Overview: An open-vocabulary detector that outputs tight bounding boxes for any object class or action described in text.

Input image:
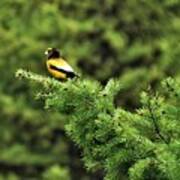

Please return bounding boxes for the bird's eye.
[45,50,49,55]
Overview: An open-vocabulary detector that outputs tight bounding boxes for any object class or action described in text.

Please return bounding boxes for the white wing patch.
[55,64,74,73]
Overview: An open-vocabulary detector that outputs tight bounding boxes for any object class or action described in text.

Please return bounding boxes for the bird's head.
[45,47,61,59]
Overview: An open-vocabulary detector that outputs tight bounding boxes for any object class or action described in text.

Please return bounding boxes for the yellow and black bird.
[45,47,78,80]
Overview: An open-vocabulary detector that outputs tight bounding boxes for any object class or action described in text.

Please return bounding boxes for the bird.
[45,47,78,80]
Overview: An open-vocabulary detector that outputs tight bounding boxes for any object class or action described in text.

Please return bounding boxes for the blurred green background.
[0,0,179,179]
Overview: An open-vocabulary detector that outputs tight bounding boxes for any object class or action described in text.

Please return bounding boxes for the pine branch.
[16,69,180,180]
[146,98,168,144]
[15,69,61,88]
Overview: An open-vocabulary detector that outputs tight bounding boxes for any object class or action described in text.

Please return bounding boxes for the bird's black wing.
[49,65,77,78]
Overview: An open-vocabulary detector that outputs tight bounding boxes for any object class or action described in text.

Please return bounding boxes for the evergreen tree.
[16,69,180,180]
[0,0,179,179]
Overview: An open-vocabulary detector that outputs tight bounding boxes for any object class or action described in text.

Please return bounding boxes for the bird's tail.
[67,72,80,79]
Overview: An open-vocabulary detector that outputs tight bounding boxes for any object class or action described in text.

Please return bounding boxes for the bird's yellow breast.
[46,58,69,80]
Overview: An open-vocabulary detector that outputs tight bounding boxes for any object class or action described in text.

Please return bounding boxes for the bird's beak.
[44,51,48,55]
